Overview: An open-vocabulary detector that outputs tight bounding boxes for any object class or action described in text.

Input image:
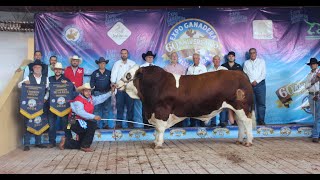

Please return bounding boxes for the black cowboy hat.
[95,57,109,64]
[142,51,156,61]
[30,60,45,69]
[306,57,319,65]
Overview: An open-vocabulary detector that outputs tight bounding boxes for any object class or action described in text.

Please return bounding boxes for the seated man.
[59,83,116,152]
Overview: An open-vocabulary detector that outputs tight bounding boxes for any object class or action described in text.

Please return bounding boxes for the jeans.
[116,91,134,128]
[48,111,69,145]
[253,80,266,123]
[308,95,320,138]
[93,91,114,128]
[133,100,144,128]
[23,117,42,146]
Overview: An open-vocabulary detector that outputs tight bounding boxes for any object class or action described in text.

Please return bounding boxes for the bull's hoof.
[244,142,252,147]
[154,145,163,149]
[235,141,242,145]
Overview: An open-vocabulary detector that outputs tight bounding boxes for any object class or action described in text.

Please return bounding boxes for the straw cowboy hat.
[69,55,83,64]
[76,83,95,92]
[142,51,156,61]
[53,62,64,69]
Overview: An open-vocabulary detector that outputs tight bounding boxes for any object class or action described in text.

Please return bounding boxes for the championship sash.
[26,114,49,135]
[49,82,73,117]
[20,84,46,119]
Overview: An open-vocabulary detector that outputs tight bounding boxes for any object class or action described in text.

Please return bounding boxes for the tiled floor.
[0,137,319,174]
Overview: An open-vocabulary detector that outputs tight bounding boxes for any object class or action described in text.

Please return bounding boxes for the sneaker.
[258,120,265,125]
[35,144,47,148]
[23,146,30,151]
[312,138,319,143]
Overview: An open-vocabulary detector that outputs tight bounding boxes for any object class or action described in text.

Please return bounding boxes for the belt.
[309,91,319,95]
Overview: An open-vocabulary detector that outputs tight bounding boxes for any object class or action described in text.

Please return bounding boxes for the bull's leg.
[243,118,253,147]
[236,119,245,145]
[155,124,166,148]
[233,109,254,147]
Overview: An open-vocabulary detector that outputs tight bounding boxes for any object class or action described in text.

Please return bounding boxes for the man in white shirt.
[140,51,156,67]
[305,58,320,143]
[186,53,207,127]
[18,60,49,151]
[243,48,266,125]
[111,49,136,129]
[186,53,207,75]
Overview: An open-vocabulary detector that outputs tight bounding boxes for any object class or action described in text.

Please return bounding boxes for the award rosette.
[49,82,73,117]
[20,84,46,119]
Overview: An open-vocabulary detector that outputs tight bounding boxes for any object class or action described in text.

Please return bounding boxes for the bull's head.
[116,64,140,99]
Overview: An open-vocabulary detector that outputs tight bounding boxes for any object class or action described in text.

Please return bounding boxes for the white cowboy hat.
[69,55,83,64]
[53,62,64,69]
[76,83,95,92]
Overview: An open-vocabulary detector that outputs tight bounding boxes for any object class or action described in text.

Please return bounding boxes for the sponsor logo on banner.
[196,128,207,138]
[163,18,222,66]
[112,130,123,140]
[167,11,185,27]
[107,22,131,45]
[229,11,248,25]
[63,25,82,42]
[253,20,273,39]
[280,126,292,136]
[257,127,274,136]
[213,128,230,137]
[169,128,186,137]
[305,20,320,40]
[275,81,307,108]
[129,129,147,139]
[297,127,312,136]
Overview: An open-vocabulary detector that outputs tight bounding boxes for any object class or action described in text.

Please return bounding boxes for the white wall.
[0,31,33,94]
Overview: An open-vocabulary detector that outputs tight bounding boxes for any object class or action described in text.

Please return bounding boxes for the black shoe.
[23,146,30,151]
[258,121,265,125]
[35,144,47,148]
[312,138,319,143]
[218,122,227,128]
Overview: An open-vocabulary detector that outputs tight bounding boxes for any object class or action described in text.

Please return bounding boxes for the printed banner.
[26,114,49,135]
[49,82,73,117]
[35,8,320,124]
[20,84,45,119]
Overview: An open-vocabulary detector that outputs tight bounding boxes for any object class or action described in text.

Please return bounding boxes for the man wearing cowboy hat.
[305,57,320,143]
[90,57,113,129]
[140,50,156,67]
[18,60,50,151]
[111,49,136,128]
[17,50,49,79]
[64,55,84,88]
[47,62,74,148]
[58,83,116,152]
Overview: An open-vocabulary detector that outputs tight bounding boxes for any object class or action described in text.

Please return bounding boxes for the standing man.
[186,53,207,127]
[18,60,49,151]
[221,51,243,71]
[243,48,266,125]
[111,49,136,128]
[207,55,228,127]
[164,52,187,75]
[58,83,116,152]
[90,57,113,129]
[64,55,84,88]
[47,56,58,77]
[47,62,73,148]
[141,51,156,67]
[305,58,320,143]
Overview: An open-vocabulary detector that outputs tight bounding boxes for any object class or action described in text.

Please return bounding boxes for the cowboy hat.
[76,83,95,92]
[95,57,109,64]
[142,51,156,61]
[30,60,45,70]
[53,62,64,69]
[69,55,82,64]
[306,58,319,65]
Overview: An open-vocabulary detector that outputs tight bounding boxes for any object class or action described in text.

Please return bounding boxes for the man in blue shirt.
[90,57,113,129]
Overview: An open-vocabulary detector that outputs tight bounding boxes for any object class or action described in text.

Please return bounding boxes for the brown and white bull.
[116,65,256,148]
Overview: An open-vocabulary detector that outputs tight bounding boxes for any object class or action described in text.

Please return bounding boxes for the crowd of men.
[17,47,291,152]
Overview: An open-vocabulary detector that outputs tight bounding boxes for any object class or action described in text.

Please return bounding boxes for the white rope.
[100,118,155,127]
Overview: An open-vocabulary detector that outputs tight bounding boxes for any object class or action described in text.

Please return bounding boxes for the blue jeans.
[23,117,42,146]
[308,95,320,138]
[48,111,69,145]
[133,100,144,128]
[93,91,114,128]
[253,80,266,123]
[209,109,228,125]
[116,91,134,128]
